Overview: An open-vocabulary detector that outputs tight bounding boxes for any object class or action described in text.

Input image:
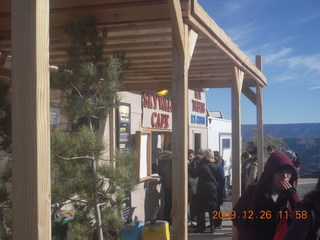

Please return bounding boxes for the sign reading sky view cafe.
[189,90,206,126]
[142,91,172,129]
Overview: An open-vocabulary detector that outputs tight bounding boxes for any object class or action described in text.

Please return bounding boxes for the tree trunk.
[89,117,104,240]
[93,159,104,240]
[0,206,11,239]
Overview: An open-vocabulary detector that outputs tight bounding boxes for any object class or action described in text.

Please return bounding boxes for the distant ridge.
[242,123,320,177]
[242,123,320,140]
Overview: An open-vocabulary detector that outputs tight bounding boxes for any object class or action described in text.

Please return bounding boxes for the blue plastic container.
[120,220,144,240]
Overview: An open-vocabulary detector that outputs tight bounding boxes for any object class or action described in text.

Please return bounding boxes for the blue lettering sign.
[191,115,205,125]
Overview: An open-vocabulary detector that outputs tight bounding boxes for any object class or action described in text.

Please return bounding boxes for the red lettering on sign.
[143,92,172,112]
[151,112,170,128]
[153,94,158,109]
[143,93,149,108]
[147,94,153,109]
[192,100,205,113]
[194,91,201,100]
[158,97,165,111]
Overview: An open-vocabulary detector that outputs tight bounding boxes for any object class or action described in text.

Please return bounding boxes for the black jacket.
[190,158,221,211]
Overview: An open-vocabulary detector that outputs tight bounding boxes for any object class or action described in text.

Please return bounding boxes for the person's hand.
[277,180,292,191]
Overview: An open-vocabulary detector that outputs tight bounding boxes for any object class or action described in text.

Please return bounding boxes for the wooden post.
[231,66,244,204]
[168,0,188,239]
[171,28,188,240]
[231,66,243,239]
[256,55,263,72]
[256,86,264,177]
[11,0,51,239]
[256,56,264,178]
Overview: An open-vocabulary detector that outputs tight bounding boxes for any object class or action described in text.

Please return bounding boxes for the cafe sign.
[142,92,172,129]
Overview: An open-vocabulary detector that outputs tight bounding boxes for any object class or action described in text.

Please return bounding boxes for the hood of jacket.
[258,151,298,187]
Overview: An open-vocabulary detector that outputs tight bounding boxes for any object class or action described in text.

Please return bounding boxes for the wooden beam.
[231,66,243,239]
[256,55,263,72]
[186,1,267,87]
[50,0,160,9]
[51,4,170,30]
[255,56,264,178]
[242,86,256,105]
[231,66,243,191]
[189,79,232,88]
[187,29,198,69]
[122,81,171,91]
[168,0,185,55]
[11,0,51,239]
[189,68,232,76]
[190,64,233,71]
[256,85,264,179]
[171,23,188,240]
[106,32,172,44]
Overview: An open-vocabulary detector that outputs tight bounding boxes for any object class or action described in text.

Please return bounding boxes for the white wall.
[188,90,208,152]
[208,117,232,178]
[208,117,231,151]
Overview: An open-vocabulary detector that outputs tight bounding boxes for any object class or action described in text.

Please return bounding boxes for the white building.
[207,111,232,191]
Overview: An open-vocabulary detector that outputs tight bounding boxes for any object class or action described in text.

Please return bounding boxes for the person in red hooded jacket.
[232,151,300,240]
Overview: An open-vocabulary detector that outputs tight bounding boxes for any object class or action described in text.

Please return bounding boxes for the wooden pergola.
[0,0,267,239]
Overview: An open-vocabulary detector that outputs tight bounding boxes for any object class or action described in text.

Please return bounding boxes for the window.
[135,131,152,182]
[222,138,230,149]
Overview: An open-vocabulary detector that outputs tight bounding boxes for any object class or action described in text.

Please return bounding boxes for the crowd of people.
[188,148,225,233]
[158,147,226,233]
[157,142,319,239]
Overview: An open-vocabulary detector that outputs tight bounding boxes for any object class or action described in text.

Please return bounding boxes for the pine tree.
[0,78,11,153]
[0,70,12,239]
[51,17,136,240]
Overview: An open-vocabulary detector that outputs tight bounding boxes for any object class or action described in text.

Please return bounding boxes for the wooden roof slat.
[50,3,171,29]
[1,0,267,91]
[123,81,171,91]
[50,0,163,10]
[189,79,232,89]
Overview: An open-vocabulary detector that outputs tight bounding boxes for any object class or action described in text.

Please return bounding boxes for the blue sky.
[199,0,320,124]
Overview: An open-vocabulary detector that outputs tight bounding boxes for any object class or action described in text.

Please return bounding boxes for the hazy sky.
[199,0,320,124]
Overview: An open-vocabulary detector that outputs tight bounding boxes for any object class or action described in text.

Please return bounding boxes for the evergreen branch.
[0,203,11,208]
[58,155,94,161]
[68,198,88,205]
[71,83,85,99]
[52,174,80,182]
[93,106,105,110]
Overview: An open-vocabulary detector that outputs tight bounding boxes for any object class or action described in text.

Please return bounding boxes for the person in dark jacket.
[241,151,252,193]
[284,174,320,240]
[190,149,221,233]
[233,151,300,240]
[213,151,225,229]
[158,151,172,224]
[187,149,198,226]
